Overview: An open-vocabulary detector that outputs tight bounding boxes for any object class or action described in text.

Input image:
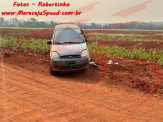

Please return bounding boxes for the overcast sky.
[0,0,162,23]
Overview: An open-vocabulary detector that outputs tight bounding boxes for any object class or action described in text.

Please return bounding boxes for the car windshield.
[54,28,85,44]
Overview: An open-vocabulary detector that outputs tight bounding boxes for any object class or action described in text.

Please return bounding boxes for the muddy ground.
[2,51,163,95]
[0,29,163,121]
[0,51,163,121]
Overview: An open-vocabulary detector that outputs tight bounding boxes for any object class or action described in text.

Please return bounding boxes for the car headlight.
[51,52,60,59]
[81,50,89,57]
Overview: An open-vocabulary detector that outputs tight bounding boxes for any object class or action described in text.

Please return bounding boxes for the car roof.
[55,24,80,30]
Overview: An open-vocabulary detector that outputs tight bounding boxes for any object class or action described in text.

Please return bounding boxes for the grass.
[18,38,50,54]
[88,42,163,65]
[155,34,163,37]
[87,33,162,42]
[0,36,20,48]
[0,36,50,54]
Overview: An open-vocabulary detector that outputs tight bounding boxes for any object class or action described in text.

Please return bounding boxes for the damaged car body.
[47,24,90,74]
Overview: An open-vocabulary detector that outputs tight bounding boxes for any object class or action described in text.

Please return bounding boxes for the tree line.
[0,17,163,30]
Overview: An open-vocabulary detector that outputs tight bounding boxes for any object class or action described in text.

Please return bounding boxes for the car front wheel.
[49,60,56,75]
[50,66,55,75]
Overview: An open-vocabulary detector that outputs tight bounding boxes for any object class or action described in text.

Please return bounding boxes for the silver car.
[47,24,90,75]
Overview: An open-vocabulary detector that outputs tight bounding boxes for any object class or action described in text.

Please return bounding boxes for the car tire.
[50,67,55,75]
[49,60,56,75]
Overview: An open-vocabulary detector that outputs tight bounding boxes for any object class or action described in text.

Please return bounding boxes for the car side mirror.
[47,40,52,45]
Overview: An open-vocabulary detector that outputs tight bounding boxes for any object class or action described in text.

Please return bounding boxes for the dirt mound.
[2,51,100,84]
[105,60,162,94]
[3,51,49,74]
[90,55,162,94]
[2,52,163,95]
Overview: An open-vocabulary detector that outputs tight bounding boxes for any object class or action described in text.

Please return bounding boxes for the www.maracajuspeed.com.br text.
[1,10,82,16]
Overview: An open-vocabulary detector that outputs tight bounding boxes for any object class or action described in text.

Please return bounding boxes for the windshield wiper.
[62,41,82,44]
[53,41,64,44]
[63,42,74,44]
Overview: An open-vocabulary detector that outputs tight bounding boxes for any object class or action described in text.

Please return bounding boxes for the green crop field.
[0,28,163,65]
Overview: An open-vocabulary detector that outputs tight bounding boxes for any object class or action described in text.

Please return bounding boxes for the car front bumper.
[50,57,89,72]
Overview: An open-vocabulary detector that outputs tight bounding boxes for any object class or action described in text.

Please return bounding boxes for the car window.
[54,28,85,44]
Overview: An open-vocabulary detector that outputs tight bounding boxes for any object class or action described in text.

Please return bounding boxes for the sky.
[0,0,162,23]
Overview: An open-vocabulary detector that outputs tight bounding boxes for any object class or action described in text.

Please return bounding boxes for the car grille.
[60,55,81,59]
[59,64,88,70]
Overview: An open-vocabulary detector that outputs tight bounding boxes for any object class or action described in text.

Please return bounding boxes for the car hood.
[51,43,87,56]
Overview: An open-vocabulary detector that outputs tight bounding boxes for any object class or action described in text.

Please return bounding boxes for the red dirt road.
[0,61,163,121]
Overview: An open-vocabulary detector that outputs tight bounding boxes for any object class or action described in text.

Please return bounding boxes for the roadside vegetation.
[0,36,49,54]
[88,42,163,65]
[87,33,162,42]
